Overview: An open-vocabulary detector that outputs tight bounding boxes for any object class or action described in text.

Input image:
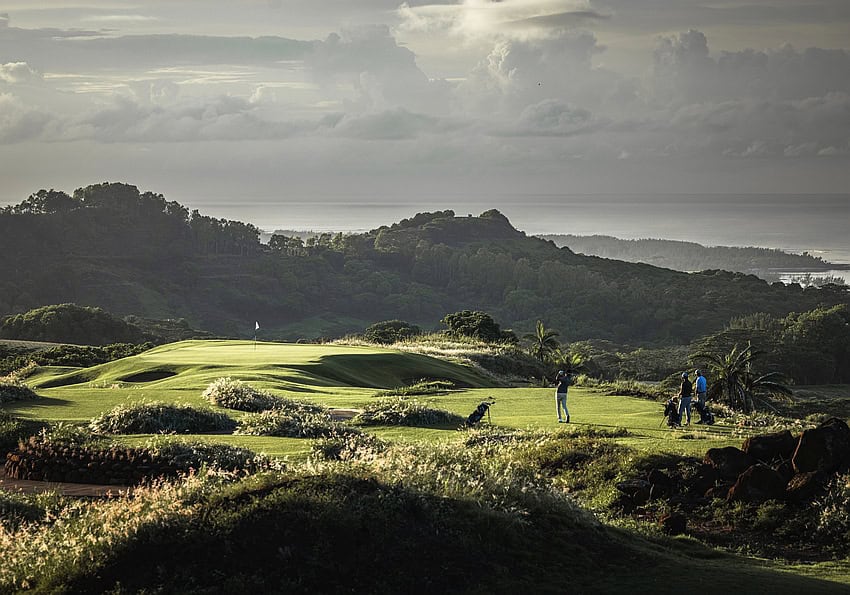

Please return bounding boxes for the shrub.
[374,379,454,398]
[0,379,39,403]
[202,377,281,412]
[89,401,236,434]
[144,438,284,473]
[202,377,325,414]
[0,412,47,453]
[236,409,359,439]
[363,320,421,344]
[311,431,387,461]
[354,397,464,427]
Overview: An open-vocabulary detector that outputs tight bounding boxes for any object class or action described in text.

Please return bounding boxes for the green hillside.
[2,184,847,344]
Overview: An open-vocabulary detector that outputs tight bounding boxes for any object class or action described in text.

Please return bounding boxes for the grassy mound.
[235,409,360,439]
[89,401,235,435]
[0,380,39,403]
[202,377,325,414]
[354,397,464,428]
[373,379,455,398]
[2,443,848,594]
[201,377,287,412]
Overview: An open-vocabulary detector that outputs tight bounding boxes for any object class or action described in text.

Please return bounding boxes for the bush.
[144,438,283,473]
[0,304,149,345]
[0,380,39,403]
[363,320,421,344]
[354,397,464,427]
[374,379,454,398]
[202,377,281,412]
[0,412,47,453]
[202,377,325,414]
[236,409,359,439]
[311,432,387,461]
[89,401,236,434]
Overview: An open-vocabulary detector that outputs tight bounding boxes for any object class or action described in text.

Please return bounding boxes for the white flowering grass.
[236,409,361,439]
[354,396,464,427]
[89,400,235,434]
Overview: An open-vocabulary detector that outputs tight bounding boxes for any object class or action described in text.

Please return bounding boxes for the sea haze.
[190,193,850,264]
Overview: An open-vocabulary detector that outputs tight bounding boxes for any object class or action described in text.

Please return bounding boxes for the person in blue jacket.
[694,369,708,424]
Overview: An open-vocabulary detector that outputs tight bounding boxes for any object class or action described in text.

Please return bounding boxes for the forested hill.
[1,183,847,343]
[540,234,843,275]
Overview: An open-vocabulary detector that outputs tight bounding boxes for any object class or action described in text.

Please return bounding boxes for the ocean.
[192,193,850,265]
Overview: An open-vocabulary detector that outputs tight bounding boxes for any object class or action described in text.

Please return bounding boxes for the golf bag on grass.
[662,397,680,428]
[694,400,715,425]
[466,398,495,427]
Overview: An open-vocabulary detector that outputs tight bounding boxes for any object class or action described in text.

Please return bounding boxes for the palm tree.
[692,343,792,413]
[549,348,584,375]
[524,320,560,365]
[743,371,793,413]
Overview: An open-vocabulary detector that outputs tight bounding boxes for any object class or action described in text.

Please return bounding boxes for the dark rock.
[660,513,687,535]
[792,418,850,473]
[647,469,673,498]
[616,479,651,506]
[743,430,797,464]
[786,471,828,503]
[688,464,719,495]
[704,447,756,481]
[704,482,734,500]
[727,464,788,503]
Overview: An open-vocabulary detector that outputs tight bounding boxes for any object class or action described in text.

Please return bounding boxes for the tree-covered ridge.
[1,183,847,344]
[540,234,844,275]
[0,304,149,346]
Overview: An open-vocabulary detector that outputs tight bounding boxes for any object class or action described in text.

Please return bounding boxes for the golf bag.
[466,398,495,427]
[694,400,715,425]
[662,398,680,427]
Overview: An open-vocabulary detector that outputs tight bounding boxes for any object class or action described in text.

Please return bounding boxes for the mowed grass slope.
[5,340,745,458]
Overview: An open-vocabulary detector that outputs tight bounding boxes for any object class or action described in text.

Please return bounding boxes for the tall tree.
[525,320,560,365]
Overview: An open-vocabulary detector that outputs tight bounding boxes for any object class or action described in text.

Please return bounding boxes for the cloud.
[332,107,464,139]
[398,0,605,40]
[0,93,50,142]
[0,62,41,84]
[306,25,452,113]
[494,98,605,136]
[652,30,850,104]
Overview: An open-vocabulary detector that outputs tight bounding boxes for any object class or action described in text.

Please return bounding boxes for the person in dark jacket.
[677,372,693,426]
[555,370,572,423]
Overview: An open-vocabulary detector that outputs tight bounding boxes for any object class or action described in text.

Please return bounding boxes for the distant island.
[539,234,849,283]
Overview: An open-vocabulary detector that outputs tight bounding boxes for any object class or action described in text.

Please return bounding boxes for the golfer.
[555,370,572,423]
[677,372,693,426]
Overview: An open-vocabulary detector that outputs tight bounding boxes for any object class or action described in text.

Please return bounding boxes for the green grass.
[4,340,751,459]
[2,340,850,591]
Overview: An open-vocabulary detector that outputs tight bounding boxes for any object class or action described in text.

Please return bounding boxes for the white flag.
[255,321,260,331]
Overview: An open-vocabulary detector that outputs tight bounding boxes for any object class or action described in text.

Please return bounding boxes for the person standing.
[677,372,693,426]
[555,370,572,423]
[694,369,708,424]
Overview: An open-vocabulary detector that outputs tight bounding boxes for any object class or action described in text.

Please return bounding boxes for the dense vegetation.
[0,304,149,345]
[2,184,847,344]
[542,234,845,277]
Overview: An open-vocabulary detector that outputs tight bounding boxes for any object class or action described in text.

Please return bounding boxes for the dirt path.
[0,470,132,497]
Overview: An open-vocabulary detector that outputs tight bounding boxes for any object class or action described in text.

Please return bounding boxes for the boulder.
[647,469,673,498]
[785,471,828,504]
[660,513,687,535]
[616,479,651,506]
[792,418,850,473]
[727,464,788,503]
[742,430,797,464]
[704,447,756,481]
[688,464,719,495]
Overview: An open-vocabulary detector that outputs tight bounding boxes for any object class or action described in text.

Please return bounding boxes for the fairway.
[4,340,745,457]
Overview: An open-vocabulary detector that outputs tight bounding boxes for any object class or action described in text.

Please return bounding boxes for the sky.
[0,0,849,227]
